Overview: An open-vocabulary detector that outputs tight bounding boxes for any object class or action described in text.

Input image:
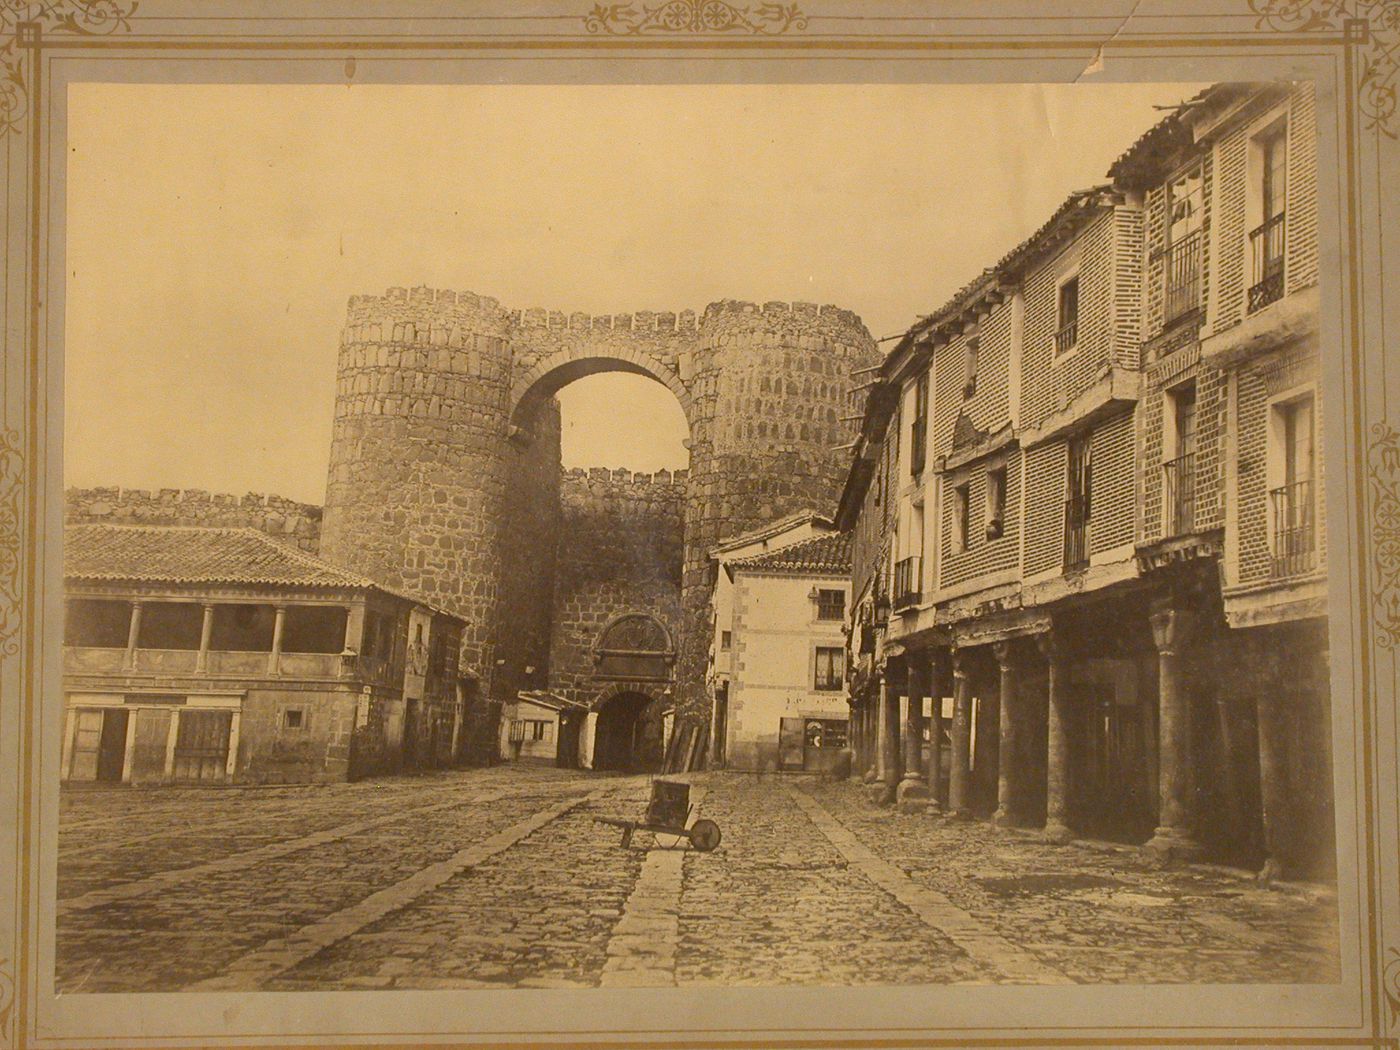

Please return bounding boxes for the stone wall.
[64,487,322,552]
[548,467,686,712]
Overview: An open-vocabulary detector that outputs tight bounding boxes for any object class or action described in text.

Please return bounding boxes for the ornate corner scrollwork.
[1248,0,1400,137]
[585,0,807,34]
[1385,945,1400,1030]
[1,0,138,136]
[0,428,20,664]
[1368,422,1400,648]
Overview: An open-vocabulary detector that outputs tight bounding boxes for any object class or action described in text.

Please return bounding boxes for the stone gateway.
[318,287,879,767]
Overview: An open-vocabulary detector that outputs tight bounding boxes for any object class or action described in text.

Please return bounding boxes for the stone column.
[897,657,929,812]
[926,650,946,814]
[992,640,1020,827]
[1255,679,1291,883]
[878,676,901,805]
[124,600,143,671]
[195,603,215,674]
[1037,631,1073,844]
[948,650,974,819]
[1145,601,1201,862]
[861,698,878,783]
[268,604,287,676]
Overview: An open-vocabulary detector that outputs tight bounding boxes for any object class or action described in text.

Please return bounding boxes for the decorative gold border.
[584,0,808,34]
[0,3,1395,1049]
[0,0,137,136]
[1249,0,1399,136]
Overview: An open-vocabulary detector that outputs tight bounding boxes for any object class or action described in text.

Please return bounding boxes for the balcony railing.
[1164,230,1202,325]
[1271,479,1316,578]
[893,556,922,611]
[1063,495,1090,571]
[1163,452,1197,536]
[1055,318,1079,355]
[1248,212,1286,313]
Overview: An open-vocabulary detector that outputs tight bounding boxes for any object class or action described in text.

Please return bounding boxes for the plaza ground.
[55,766,1340,992]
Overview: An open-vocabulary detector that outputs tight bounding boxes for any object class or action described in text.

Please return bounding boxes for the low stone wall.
[65,486,323,553]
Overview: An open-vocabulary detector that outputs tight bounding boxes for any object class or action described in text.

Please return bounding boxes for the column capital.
[1034,629,1062,663]
[951,648,970,679]
[1149,604,1195,655]
[992,638,1017,672]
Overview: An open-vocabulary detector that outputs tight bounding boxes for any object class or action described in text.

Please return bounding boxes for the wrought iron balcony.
[1054,318,1079,355]
[1248,212,1286,313]
[1164,230,1202,326]
[893,556,922,611]
[1270,479,1316,578]
[1162,452,1197,536]
[1063,495,1090,572]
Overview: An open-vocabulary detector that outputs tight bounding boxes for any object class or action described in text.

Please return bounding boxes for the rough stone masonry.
[316,287,880,748]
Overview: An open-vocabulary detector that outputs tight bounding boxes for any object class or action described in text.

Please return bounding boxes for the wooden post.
[926,650,946,814]
[195,603,215,673]
[124,600,143,671]
[268,605,287,676]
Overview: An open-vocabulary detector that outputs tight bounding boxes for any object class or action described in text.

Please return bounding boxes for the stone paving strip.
[598,784,704,989]
[57,790,515,916]
[785,784,1072,985]
[189,788,608,991]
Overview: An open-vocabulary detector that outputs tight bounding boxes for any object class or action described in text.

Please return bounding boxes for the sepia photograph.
[3,2,1399,1047]
[52,75,1342,996]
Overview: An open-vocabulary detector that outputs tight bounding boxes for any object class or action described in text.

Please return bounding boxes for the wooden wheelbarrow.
[594,778,722,851]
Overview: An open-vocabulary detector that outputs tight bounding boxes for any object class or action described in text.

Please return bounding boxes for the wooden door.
[172,710,232,782]
[778,717,805,771]
[129,708,172,782]
[96,709,130,782]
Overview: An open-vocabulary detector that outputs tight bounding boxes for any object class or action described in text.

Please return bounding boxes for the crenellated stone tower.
[320,286,877,756]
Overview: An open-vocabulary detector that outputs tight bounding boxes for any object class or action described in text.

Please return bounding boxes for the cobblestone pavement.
[56,767,1340,992]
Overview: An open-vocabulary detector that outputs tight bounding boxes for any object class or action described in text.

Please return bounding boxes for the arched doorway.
[593,690,654,772]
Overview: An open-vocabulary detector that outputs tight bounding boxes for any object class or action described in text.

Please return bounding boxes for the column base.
[861,767,879,784]
[1142,825,1203,864]
[895,778,929,813]
[924,798,944,817]
[991,806,1017,828]
[1041,820,1074,845]
[1256,856,1283,886]
[865,781,889,804]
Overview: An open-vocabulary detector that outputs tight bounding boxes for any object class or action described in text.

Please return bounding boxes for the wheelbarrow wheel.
[688,819,722,852]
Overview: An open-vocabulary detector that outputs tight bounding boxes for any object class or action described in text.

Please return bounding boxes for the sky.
[65,81,1208,504]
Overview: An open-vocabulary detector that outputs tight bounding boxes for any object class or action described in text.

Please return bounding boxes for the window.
[1056,276,1080,354]
[1164,383,1198,536]
[1064,434,1092,570]
[1249,121,1288,312]
[962,337,979,399]
[65,599,132,648]
[137,603,204,650]
[1271,394,1316,577]
[910,373,929,474]
[986,466,1007,540]
[814,646,844,691]
[526,720,550,742]
[281,606,349,654]
[952,482,971,553]
[816,589,845,621]
[282,707,306,730]
[720,630,732,652]
[1165,167,1204,324]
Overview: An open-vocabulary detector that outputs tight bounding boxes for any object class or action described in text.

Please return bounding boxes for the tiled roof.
[712,509,834,555]
[730,531,852,575]
[65,523,386,590]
